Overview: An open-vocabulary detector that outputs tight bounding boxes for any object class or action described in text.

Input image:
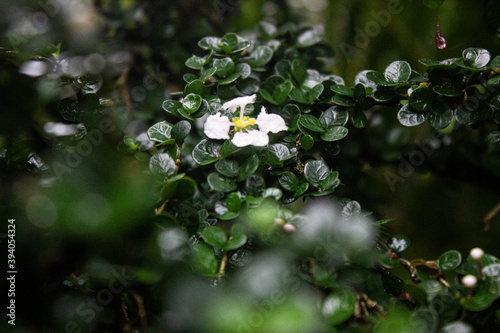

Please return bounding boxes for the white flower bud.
[470,247,485,261]
[274,218,285,226]
[462,274,478,288]
[283,223,296,233]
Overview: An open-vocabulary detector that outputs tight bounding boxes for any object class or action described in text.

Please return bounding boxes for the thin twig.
[130,290,148,333]
[218,252,228,276]
[482,201,500,231]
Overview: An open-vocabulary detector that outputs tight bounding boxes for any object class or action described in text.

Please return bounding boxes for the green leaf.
[261,187,282,200]
[429,104,453,129]
[191,243,218,275]
[207,172,237,192]
[321,171,339,191]
[215,159,239,178]
[237,154,259,182]
[294,182,309,197]
[149,153,176,178]
[200,67,217,82]
[219,211,240,221]
[373,89,397,102]
[354,83,366,103]
[148,121,173,143]
[322,289,357,326]
[382,274,405,297]
[321,126,348,141]
[332,94,355,107]
[172,120,191,142]
[201,226,228,249]
[214,57,235,77]
[260,76,292,105]
[220,32,238,50]
[304,160,329,188]
[198,36,221,51]
[388,234,410,252]
[490,55,500,72]
[437,250,462,272]
[160,177,197,201]
[366,71,388,85]
[235,63,251,79]
[292,59,307,85]
[297,27,322,47]
[249,46,273,68]
[455,104,479,125]
[409,87,433,113]
[267,143,297,166]
[185,55,205,70]
[423,0,444,9]
[351,111,367,128]
[162,100,182,116]
[273,80,293,104]
[184,79,205,96]
[462,48,491,69]
[177,107,194,120]
[279,171,299,192]
[331,84,354,97]
[299,115,324,132]
[226,192,241,212]
[486,131,500,144]
[300,134,314,150]
[397,104,427,127]
[433,86,462,97]
[225,224,247,251]
[320,106,349,127]
[342,201,361,217]
[218,72,241,85]
[192,139,220,165]
[182,93,202,113]
[385,60,411,84]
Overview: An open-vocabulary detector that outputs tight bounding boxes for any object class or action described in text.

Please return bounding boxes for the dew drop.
[434,33,447,49]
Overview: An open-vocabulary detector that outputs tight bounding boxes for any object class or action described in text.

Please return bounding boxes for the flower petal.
[204,113,232,140]
[222,94,257,113]
[232,130,269,147]
[255,107,288,133]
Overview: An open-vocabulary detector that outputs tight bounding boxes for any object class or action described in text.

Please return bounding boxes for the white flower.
[203,96,287,147]
[203,112,232,139]
[222,94,257,113]
[255,107,288,133]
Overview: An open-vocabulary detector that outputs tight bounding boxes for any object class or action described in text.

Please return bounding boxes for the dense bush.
[2,1,500,332]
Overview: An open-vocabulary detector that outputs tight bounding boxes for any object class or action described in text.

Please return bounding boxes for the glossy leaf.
[191,243,218,275]
[300,134,314,150]
[409,87,433,113]
[214,57,235,77]
[182,93,202,113]
[299,114,324,132]
[304,160,329,188]
[237,154,259,181]
[320,106,349,128]
[322,289,356,326]
[384,60,411,84]
[226,192,241,212]
[215,159,239,178]
[437,250,462,272]
[462,48,491,69]
[321,126,348,141]
[148,121,173,143]
[192,139,220,165]
[207,172,237,192]
[149,153,176,178]
[201,226,228,249]
[172,120,191,142]
[398,104,428,127]
[429,104,453,129]
[279,171,299,191]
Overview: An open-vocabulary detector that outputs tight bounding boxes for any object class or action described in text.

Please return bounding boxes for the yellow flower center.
[232,116,256,131]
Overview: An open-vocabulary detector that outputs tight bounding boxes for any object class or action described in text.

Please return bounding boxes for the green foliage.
[2,2,500,332]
